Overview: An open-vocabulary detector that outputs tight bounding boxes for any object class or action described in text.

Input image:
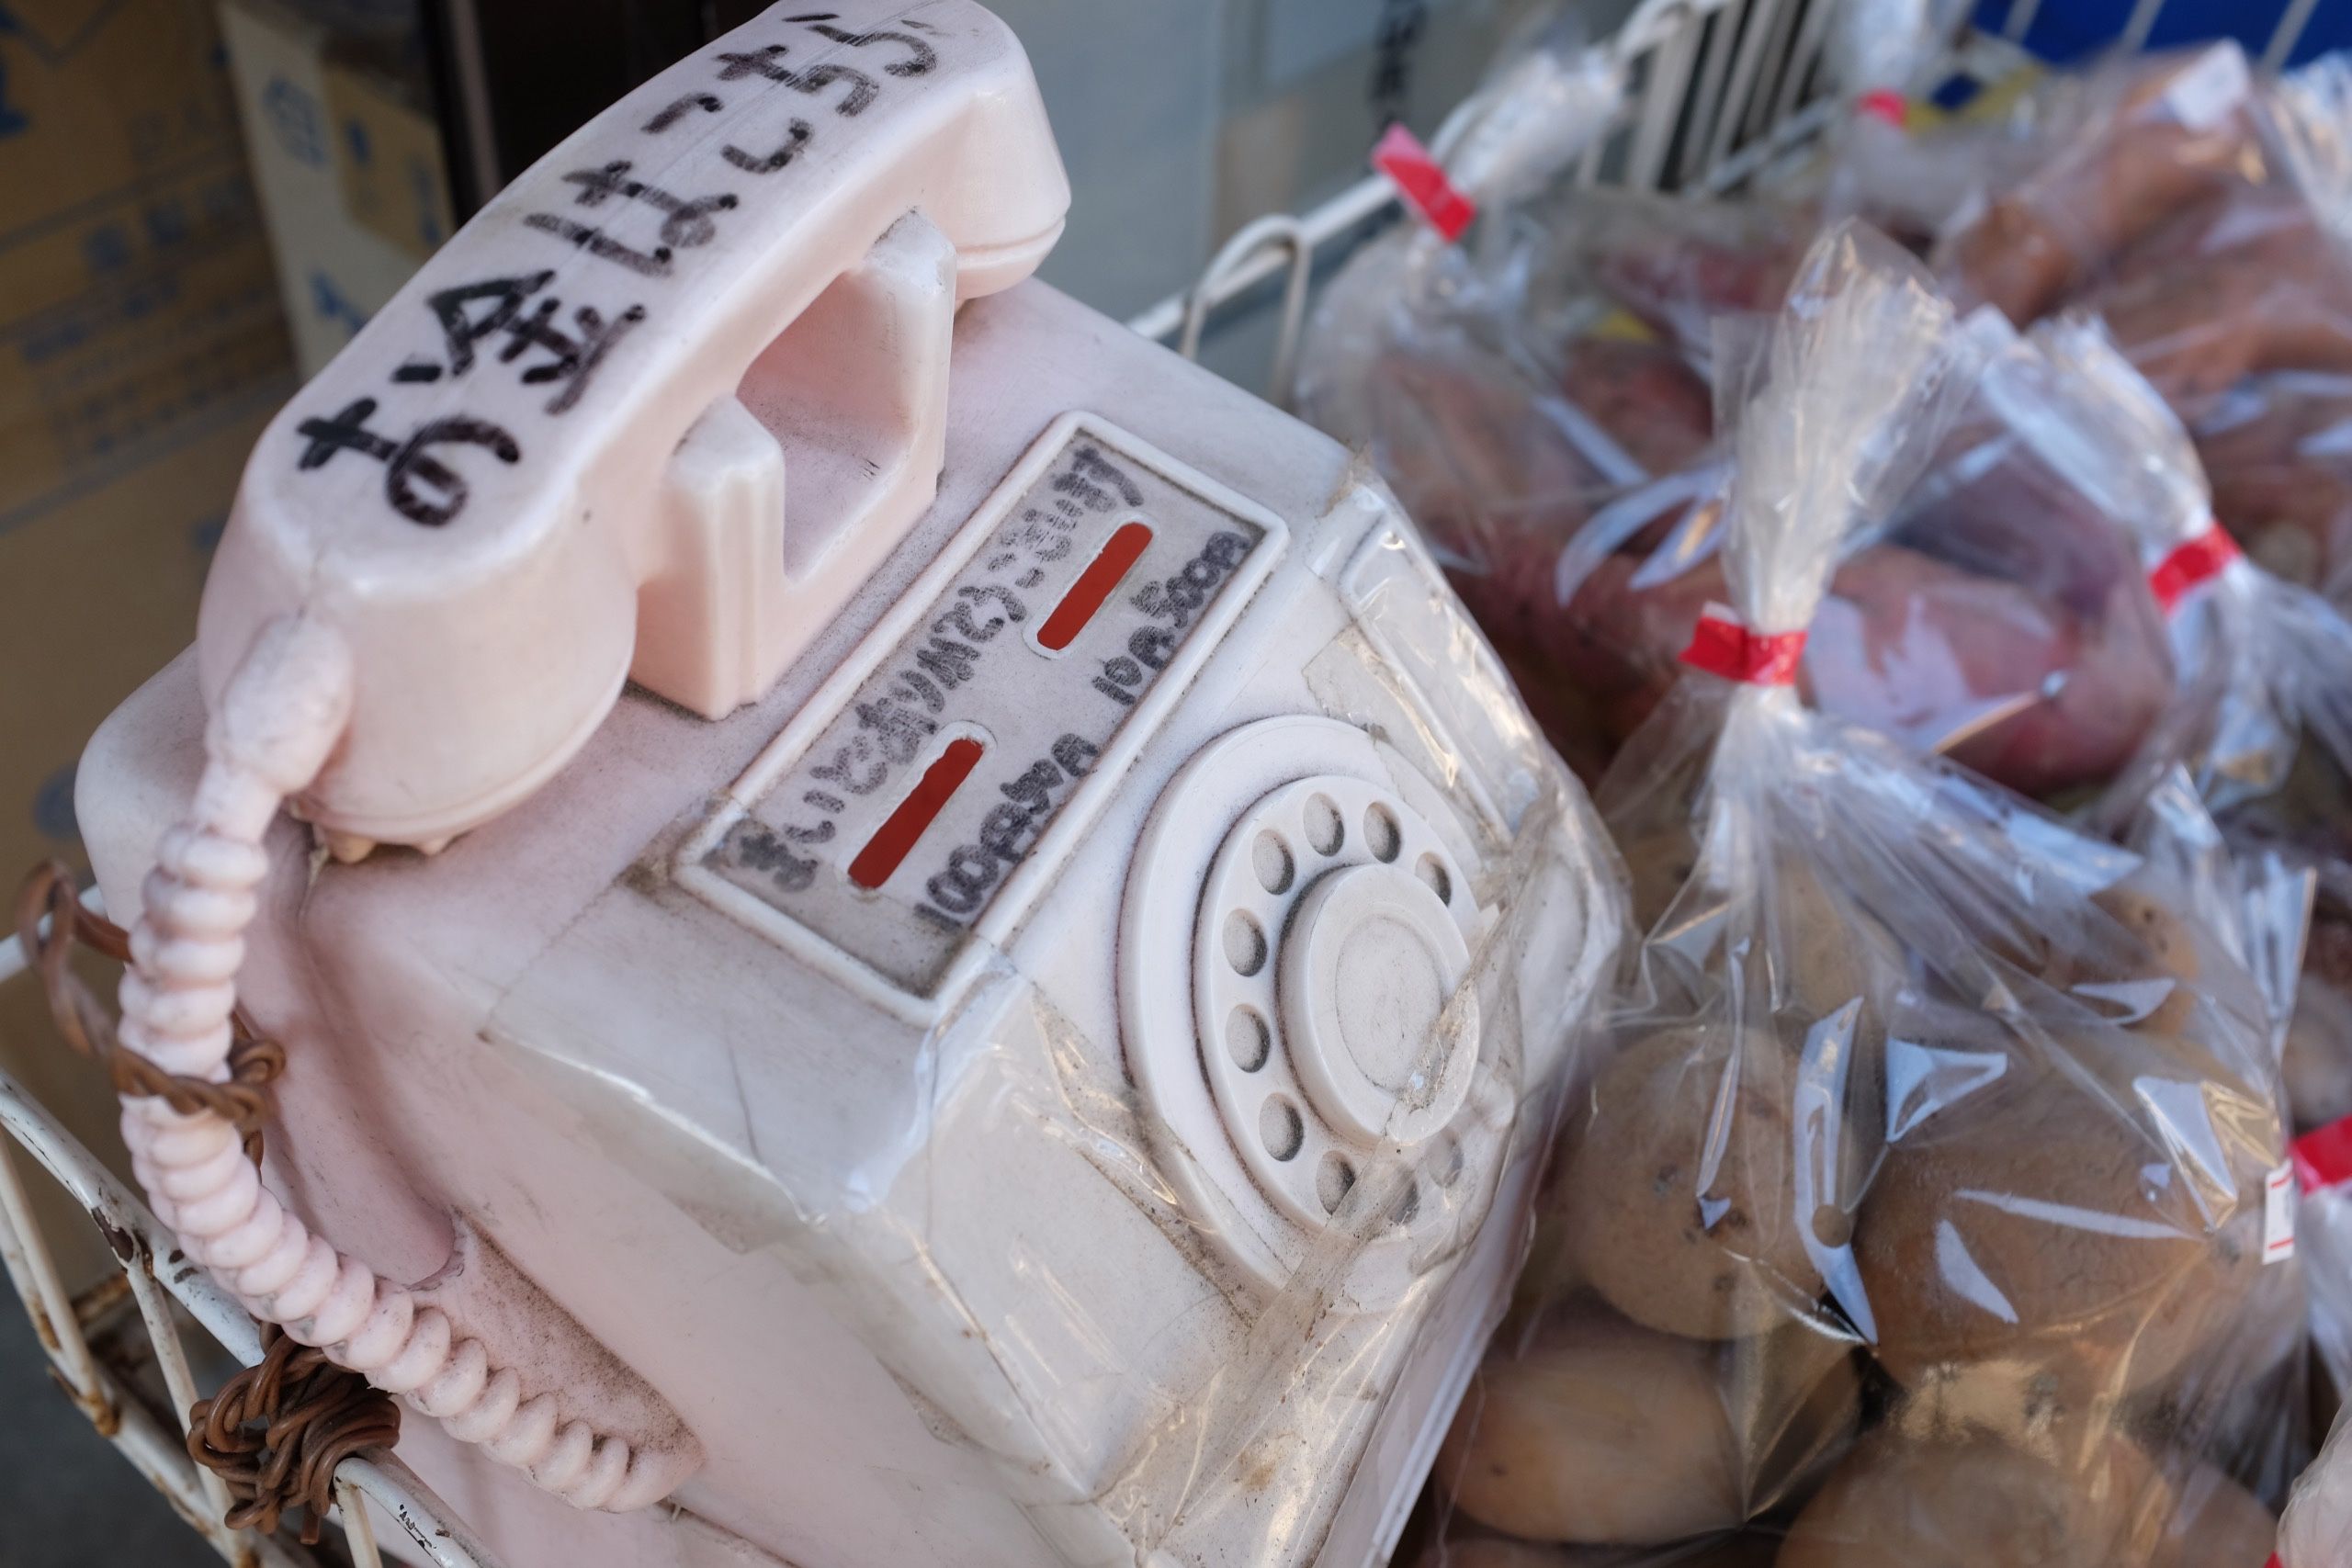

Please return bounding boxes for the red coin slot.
[848,736,987,891]
[1036,520,1153,652]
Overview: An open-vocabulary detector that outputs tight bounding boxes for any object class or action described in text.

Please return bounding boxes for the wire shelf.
[1124,0,2325,404]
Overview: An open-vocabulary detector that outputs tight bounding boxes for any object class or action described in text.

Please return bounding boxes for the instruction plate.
[677,413,1285,1017]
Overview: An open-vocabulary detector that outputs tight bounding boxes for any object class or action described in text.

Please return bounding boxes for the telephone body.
[76,4,1622,1565]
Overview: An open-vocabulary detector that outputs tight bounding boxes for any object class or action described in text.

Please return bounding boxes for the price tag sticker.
[1373,123,1476,243]
[2162,45,2249,132]
[2264,1162,2297,1265]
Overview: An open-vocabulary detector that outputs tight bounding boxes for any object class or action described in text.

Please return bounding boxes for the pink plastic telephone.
[77,5,1621,1565]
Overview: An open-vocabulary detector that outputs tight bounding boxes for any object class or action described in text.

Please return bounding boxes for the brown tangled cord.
[14,861,401,1543]
[15,862,284,1163]
[187,1326,403,1543]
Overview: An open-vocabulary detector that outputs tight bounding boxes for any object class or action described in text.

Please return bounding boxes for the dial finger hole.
[1303,793,1344,857]
[1317,1151,1357,1213]
[1252,829,1295,895]
[1224,909,1267,976]
[1227,1006,1271,1072]
[1415,852,1452,906]
[1261,1096,1305,1161]
[1363,803,1401,863]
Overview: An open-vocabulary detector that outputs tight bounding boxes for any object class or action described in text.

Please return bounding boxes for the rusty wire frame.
[0,890,501,1568]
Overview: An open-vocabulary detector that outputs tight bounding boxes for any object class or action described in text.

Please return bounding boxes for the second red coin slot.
[1036,520,1153,651]
[848,736,987,891]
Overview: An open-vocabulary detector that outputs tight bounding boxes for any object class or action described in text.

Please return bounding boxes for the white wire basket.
[0,888,499,1568]
[0,0,2329,1562]
[1128,0,2331,400]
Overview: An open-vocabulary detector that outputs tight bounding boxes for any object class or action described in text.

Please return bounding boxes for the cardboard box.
[220,0,452,375]
[0,0,295,882]
[1,0,298,1292]
[328,49,456,262]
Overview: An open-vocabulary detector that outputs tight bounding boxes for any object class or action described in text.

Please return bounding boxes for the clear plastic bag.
[2140,60,2352,599]
[1305,36,2208,802]
[1299,30,1696,779]
[2033,318,2352,1189]
[1813,0,2000,239]
[1819,0,1967,112]
[1565,44,2288,391]
[1541,307,2176,800]
[1559,0,1996,339]
[1439,9,1628,220]
[1848,314,2178,795]
[2194,371,2352,601]
[1309,184,2183,799]
[1554,191,1817,375]
[2283,1123,2352,1565]
[1935,41,2267,326]
[2281,1404,2352,1568]
[2054,294,2352,1568]
[2023,314,2312,823]
[1547,43,2269,353]
[1423,225,2302,1568]
[2044,53,2352,428]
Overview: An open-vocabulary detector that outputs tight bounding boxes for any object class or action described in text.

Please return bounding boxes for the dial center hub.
[1280,863,1475,1146]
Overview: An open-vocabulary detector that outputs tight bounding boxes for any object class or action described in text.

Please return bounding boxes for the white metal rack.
[0,890,497,1568]
[1132,0,1879,400]
[1128,0,2330,400]
[0,0,2330,1562]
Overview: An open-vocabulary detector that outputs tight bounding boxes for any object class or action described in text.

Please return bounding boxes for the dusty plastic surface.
[1416,228,2303,1568]
[80,85,1626,1568]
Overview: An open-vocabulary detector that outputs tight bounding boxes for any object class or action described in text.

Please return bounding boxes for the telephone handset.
[201,0,1069,852]
[112,0,1067,1514]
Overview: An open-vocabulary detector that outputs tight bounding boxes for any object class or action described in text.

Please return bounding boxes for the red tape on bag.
[1373,123,1476,243]
[2148,523,2240,612]
[1856,89,1908,128]
[2293,1113,2352,1194]
[1679,606,1806,685]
